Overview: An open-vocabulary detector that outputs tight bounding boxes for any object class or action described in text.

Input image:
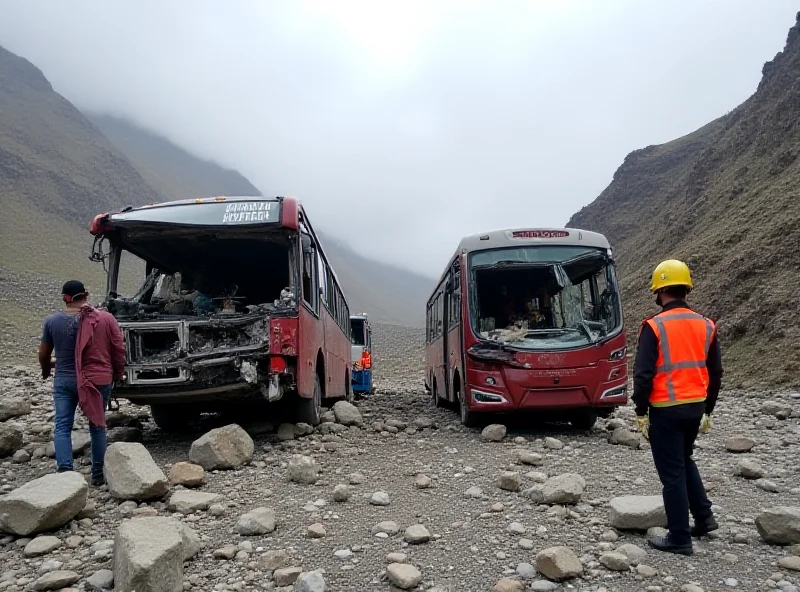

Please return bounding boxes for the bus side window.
[300,229,318,311]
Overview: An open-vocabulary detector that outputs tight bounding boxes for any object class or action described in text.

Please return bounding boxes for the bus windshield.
[469,246,622,350]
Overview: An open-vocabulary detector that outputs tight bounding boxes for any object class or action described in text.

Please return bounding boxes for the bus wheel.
[150,405,195,433]
[457,389,478,428]
[296,374,323,426]
[431,380,443,408]
[570,411,598,431]
[344,371,354,403]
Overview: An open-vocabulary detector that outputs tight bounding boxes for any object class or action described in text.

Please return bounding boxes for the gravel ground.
[1,324,799,592]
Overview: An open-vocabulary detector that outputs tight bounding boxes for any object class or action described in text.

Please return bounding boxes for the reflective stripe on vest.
[645,309,716,405]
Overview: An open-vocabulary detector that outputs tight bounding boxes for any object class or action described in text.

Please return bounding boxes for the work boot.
[91,475,106,488]
[648,534,693,556]
[691,516,719,537]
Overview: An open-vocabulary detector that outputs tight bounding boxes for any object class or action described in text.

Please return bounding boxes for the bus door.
[442,260,461,402]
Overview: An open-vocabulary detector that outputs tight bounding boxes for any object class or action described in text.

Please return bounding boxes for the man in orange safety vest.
[633,260,723,555]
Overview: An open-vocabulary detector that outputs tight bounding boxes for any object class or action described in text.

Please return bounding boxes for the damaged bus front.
[426,229,629,429]
[89,196,314,430]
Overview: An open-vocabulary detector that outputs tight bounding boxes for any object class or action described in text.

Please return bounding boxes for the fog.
[1,1,795,277]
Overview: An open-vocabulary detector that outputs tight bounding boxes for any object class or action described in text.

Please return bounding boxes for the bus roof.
[118,196,282,212]
[456,227,610,254]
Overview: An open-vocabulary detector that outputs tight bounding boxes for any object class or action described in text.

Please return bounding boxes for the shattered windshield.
[469,246,621,350]
[105,229,297,319]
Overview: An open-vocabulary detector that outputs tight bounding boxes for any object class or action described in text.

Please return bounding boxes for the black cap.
[61,280,87,299]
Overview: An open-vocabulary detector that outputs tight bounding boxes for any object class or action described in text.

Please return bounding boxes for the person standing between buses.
[38,280,126,486]
[633,260,723,555]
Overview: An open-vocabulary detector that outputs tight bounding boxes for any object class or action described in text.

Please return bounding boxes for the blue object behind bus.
[350,314,373,396]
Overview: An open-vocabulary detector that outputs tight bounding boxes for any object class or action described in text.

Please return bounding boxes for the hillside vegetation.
[569,15,800,388]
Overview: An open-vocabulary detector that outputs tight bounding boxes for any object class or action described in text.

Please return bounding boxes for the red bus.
[89,195,352,431]
[425,228,628,429]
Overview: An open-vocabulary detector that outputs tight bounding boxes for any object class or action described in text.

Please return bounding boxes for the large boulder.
[0,472,88,536]
[535,546,583,581]
[189,424,254,470]
[0,397,31,422]
[113,517,186,592]
[0,424,24,457]
[542,473,585,505]
[386,563,422,590]
[609,495,668,530]
[332,401,363,426]
[755,507,800,545]
[105,443,169,501]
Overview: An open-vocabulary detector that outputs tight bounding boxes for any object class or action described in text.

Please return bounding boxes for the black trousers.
[649,402,713,544]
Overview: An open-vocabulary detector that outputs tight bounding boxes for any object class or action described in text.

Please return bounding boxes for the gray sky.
[1,1,796,277]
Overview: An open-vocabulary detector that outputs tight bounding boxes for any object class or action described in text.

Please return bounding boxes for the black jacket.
[633,300,723,417]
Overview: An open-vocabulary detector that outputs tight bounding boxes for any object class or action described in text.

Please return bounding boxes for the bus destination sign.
[510,230,570,239]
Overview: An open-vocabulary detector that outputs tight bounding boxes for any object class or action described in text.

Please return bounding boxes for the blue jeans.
[53,375,110,479]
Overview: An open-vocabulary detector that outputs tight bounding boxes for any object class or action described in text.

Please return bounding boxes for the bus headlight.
[472,389,508,404]
[609,347,627,361]
[600,385,627,400]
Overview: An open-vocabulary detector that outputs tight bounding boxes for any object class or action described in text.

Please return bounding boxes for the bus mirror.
[301,233,313,254]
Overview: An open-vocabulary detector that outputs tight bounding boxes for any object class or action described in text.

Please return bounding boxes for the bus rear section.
[350,314,373,397]
[426,228,628,429]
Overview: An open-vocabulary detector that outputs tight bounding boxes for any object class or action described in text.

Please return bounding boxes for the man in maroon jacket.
[38,280,126,486]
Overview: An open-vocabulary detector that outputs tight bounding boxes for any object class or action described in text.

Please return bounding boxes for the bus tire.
[570,410,598,431]
[150,405,195,433]
[296,374,323,426]
[344,371,353,403]
[457,386,478,427]
[431,379,444,408]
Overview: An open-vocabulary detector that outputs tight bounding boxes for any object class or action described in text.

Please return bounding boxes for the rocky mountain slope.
[0,45,430,361]
[569,15,800,389]
[88,114,432,328]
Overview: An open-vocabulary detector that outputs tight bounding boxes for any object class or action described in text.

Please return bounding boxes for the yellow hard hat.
[650,259,693,293]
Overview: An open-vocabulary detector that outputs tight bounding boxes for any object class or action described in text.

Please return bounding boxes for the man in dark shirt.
[39,280,125,486]
[633,260,723,556]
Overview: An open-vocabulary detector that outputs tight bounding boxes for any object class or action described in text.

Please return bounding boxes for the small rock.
[415,474,432,489]
[370,491,391,506]
[608,495,667,530]
[756,506,800,544]
[0,396,31,422]
[387,552,407,563]
[756,478,782,493]
[293,570,326,592]
[735,459,764,479]
[499,472,522,492]
[386,563,422,590]
[542,473,585,505]
[288,455,320,485]
[516,450,544,466]
[616,543,647,566]
[32,570,80,591]
[778,556,800,571]
[725,436,755,453]
[24,536,62,557]
[492,578,524,592]
[481,424,507,442]
[168,490,222,514]
[168,462,205,487]
[372,521,400,536]
[599,551,630,571]
[535,546,583,581]
[259,549,289,571]
[465,486,485,499]
[404,524,431,544]
[637,564,657,577]
[86,569,114,590]
[349,472,366,484]
[544,437,564,450]
[516,562,537,579]
[608,428,641,449]
[189,424,254,470]
[12,449,31,463]
[332,484,350,502]
[274,567,302,586]
[307,523,327,538]
[332,401,363,426]
[507,522,526,535]
[214,545,237,560]
[235,507,276,535]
